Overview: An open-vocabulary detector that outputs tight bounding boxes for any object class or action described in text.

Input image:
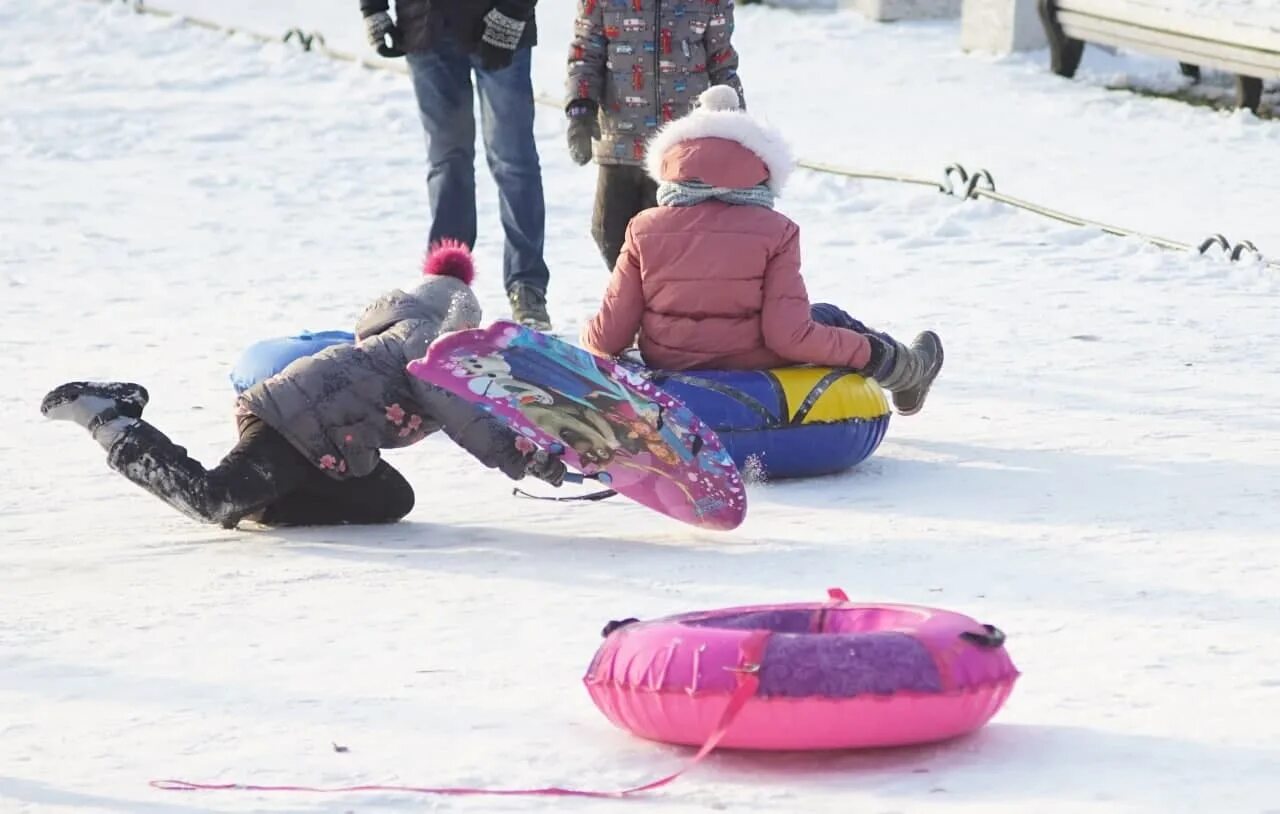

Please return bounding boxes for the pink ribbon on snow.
[152,630,771,800]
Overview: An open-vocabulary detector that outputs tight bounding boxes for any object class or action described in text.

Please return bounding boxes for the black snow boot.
[508,282,553,332]
[863,332,944,416]
[40,381,149,431]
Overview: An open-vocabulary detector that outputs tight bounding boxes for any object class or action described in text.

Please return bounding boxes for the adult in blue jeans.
[360,0,553,330]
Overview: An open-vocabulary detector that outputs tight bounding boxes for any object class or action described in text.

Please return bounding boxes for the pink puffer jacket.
[580,96,870,372]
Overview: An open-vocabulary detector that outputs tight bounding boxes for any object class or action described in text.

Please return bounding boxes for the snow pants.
[105,414,415,529]
[592,163,659,272]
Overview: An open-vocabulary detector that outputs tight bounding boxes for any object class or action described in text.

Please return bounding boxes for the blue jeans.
[809,303,894,345]
[811,303,897,376]
[406,41,549,294]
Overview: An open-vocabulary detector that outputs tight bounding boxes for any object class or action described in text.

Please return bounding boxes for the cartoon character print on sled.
[452,353,556,407]
[441,327,705,476]
[445,346,675,468]
[415,322,747,529]
[503,329,704,470]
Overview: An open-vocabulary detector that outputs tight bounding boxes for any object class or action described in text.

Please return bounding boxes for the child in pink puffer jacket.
[579,86,943,415]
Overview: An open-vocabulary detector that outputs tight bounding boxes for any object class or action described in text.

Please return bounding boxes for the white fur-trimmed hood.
[645,85,795,195]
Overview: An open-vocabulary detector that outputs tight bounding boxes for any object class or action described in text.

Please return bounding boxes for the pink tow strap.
[152,630,770,800]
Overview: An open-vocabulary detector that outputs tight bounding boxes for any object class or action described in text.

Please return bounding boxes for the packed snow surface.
[2,1,1278,812]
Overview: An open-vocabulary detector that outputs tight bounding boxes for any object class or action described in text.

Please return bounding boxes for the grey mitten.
[566,100,600,166]
[364,11,403,57]
[524,448,567,487]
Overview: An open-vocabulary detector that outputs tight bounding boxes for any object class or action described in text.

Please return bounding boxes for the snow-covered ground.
[3,1,1280,812]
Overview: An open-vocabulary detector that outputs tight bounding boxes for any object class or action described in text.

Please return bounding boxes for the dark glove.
[475,6,527,71]
[363,11,403,57]
[524,448,567,487]
[566,100,600,167]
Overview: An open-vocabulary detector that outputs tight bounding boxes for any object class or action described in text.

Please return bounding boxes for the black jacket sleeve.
[493,0,537,21]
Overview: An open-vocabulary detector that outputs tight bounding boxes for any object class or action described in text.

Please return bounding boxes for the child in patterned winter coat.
[566,0,746,271]
[40,243,566,529]
[580,87,944,416]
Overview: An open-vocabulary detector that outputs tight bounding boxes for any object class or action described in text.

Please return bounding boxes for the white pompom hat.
[644,85,795,195]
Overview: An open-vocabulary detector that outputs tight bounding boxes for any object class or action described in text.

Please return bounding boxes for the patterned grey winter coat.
[238,277,527,481]
[566,0,745,166]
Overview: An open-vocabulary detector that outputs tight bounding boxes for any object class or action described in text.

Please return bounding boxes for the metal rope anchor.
[282,28,326,51]
[1197,234,1264,263]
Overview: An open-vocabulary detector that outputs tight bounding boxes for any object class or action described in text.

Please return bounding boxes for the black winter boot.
[876,331,944,416]
[40,381,149,431]
[508,283,553,332]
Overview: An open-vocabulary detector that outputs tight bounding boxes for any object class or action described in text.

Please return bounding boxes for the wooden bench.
[1038,0,1280,110]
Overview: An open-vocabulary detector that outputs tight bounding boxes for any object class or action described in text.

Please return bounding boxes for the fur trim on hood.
[645,85,794,195]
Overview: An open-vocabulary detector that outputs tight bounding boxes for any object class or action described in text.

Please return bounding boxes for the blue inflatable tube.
[229,330,355,394]
[650,368,892,480]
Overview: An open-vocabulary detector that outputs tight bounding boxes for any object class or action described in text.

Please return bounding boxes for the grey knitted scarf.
[657,180,775,209]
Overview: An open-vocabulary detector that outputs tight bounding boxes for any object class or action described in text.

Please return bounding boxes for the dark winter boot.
[40,381,149,432]
[862,332,944,416]
[508,282,553,332]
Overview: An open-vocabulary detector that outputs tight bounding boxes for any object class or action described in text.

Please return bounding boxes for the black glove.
[363,11,403,57]
[475,6,527,71]
[524,448,567,487]
[566,100,600,167]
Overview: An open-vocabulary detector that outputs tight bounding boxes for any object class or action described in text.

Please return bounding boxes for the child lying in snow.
[579,86,944,416]
[41,243,566,529]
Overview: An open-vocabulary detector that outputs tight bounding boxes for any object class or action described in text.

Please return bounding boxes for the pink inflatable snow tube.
[584,590,1019,751]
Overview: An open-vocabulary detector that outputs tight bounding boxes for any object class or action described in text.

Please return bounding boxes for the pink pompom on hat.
[422,239,475,287]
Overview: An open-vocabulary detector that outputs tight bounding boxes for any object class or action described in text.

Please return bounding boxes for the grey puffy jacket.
[238,276,528,480]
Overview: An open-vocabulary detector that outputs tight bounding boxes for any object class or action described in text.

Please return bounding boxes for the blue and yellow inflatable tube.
[650,368,891,479]
[229,330,355,394]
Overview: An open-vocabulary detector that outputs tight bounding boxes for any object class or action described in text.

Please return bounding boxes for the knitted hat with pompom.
[410,239,481,333]
[422,238,475,286]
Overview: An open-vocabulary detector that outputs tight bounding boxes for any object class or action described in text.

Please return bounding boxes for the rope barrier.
[94,0,1278,271]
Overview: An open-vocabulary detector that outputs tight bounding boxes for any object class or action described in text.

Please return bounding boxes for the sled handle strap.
[511,468,618,502]
[511,486,617,502]
[150,631,770,799]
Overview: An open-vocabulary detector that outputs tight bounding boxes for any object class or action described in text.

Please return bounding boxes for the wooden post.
[1235,75,1263,111]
